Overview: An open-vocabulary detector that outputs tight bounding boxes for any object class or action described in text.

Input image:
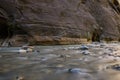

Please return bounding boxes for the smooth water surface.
[0,43,120,80]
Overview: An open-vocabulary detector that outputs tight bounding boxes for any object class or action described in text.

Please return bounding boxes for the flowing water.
[0,42,120,80]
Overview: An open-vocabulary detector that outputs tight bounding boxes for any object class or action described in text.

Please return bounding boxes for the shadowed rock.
[0,0,120,45]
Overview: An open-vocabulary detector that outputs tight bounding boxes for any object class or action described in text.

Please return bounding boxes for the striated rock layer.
[0,0,120,46]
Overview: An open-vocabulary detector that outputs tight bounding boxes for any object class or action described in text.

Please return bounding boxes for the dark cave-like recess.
[0,24,13,38]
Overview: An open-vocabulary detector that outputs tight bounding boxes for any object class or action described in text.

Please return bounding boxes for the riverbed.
[0,42,120,80]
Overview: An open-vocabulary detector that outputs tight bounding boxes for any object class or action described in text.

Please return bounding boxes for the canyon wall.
[0,0,120,46]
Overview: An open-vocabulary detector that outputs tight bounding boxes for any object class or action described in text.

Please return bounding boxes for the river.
[0,42,120,80]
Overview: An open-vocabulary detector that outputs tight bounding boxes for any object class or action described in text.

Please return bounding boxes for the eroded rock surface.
[0,0,120,45]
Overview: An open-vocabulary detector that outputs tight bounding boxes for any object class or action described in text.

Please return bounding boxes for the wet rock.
[41,57,48,61]
[79,45,89,50]
[59,54,65,58]
[18,49,27,53]
[67,68,90,73]
[68,68,82,73]
[69,47,83,50]
[100,43,106,48]
[108,48,113,52]
[16,76,24,80]
[56,68,91,74]
[48,68,94,80]
[18,46,34,53]
[111,64,120,71]
[81,51,90,55]
[56,64,64,68]
[33,50,40,54]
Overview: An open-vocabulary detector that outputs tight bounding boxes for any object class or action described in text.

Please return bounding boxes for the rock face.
[0,0,120,46]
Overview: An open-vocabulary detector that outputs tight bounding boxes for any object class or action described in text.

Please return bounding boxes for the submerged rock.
[68,68,88,73]
[111,64,120,71]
